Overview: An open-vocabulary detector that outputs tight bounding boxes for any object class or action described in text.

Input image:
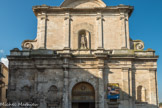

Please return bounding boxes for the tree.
[160,102,162,106]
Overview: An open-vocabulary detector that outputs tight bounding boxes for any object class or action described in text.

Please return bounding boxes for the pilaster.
[119,9,129,49]
[149,68,158,106]
[39,12,48,49]
[98,59,105,108]
[62,58,70,108]
[125,13,130,49]
[96,12,104,49]
[64,13,72,49]
[122,67,133,108]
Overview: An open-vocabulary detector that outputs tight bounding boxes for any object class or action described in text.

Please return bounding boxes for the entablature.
[32,5,133,17]
[8,48,158,61]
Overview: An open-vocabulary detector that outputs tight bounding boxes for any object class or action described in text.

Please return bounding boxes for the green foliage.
[160,102,162,106]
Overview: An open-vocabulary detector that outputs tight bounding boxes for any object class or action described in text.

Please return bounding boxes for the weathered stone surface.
[7,0,159,108]
[0,63,8,108]
[7,49,159,108]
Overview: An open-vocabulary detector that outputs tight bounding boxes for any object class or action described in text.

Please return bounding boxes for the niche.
[137,85,146,102]
[78,30,91,50]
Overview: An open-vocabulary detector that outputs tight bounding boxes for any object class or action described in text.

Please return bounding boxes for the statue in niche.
[80,33,88,49]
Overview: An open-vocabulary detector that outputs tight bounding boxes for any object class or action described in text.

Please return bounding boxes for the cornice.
[32,5,134,17]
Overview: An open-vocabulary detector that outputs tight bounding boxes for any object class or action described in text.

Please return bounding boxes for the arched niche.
[72,23,94,50]
[137,85,146,102]
[78,30,91,50]
[21,86,31,91]
[48,85,58,93]
[46,85,59,103]
[20,85,32,102]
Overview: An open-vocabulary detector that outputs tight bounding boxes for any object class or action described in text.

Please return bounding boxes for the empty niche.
[20,85,32,102]
[21,85,31,91]
[47,85,59,103]
[137,85,146,102]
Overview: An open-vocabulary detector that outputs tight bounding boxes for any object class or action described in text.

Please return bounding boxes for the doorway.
[72,82,95,108]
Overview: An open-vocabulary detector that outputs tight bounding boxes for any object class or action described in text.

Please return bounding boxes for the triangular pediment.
[61,0,106,8]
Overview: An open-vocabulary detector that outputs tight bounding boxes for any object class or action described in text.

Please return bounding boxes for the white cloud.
[0,50,4,53]
[0,57,9,67]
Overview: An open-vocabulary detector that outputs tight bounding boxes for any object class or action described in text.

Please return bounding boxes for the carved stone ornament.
[136,43,144,50]
[21,39,37,50]
[133,40,144,50]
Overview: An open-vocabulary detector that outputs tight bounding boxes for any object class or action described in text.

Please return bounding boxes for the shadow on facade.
[66,61,159,108]
[6,55,159,108]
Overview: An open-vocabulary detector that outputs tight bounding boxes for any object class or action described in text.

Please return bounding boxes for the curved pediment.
[61,0,106,8]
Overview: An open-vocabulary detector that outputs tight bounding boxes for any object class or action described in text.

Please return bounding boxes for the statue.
[80,34,87,49]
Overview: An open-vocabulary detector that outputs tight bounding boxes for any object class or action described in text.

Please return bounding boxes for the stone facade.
[7,0,159,108]
[0,62,8,108]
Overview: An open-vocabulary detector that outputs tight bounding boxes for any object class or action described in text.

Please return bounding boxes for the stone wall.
[7,49,159,108]
[8,0,159,108]
[22,5,133,50]
[37,11,130,50]
[0,63,8,108]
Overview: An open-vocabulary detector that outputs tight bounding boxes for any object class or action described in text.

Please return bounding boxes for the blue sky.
[0,0,161,103]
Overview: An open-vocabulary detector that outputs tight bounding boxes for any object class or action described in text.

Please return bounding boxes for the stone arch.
[69,79,97,92]
[73,23,94,34]
[21,85,31,91]
[72,82,95,102]
[72,23,94,49]
[48,85,58,92]
[71,81,96,108]
[69,79,97,108]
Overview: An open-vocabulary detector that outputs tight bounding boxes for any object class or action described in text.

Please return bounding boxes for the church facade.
[7,0,159,108]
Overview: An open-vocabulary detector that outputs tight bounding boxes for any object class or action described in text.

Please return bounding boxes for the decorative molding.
[149,68,157,72]
[122,67,130,72]
[21,40,37,50]
[120,16,128,21]
[133,40,144,51]
[96,16,104,20]
[64,16,71,20]
[61,0,106,8]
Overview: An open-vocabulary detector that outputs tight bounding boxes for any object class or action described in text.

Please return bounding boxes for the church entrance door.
[72,82,95,108]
